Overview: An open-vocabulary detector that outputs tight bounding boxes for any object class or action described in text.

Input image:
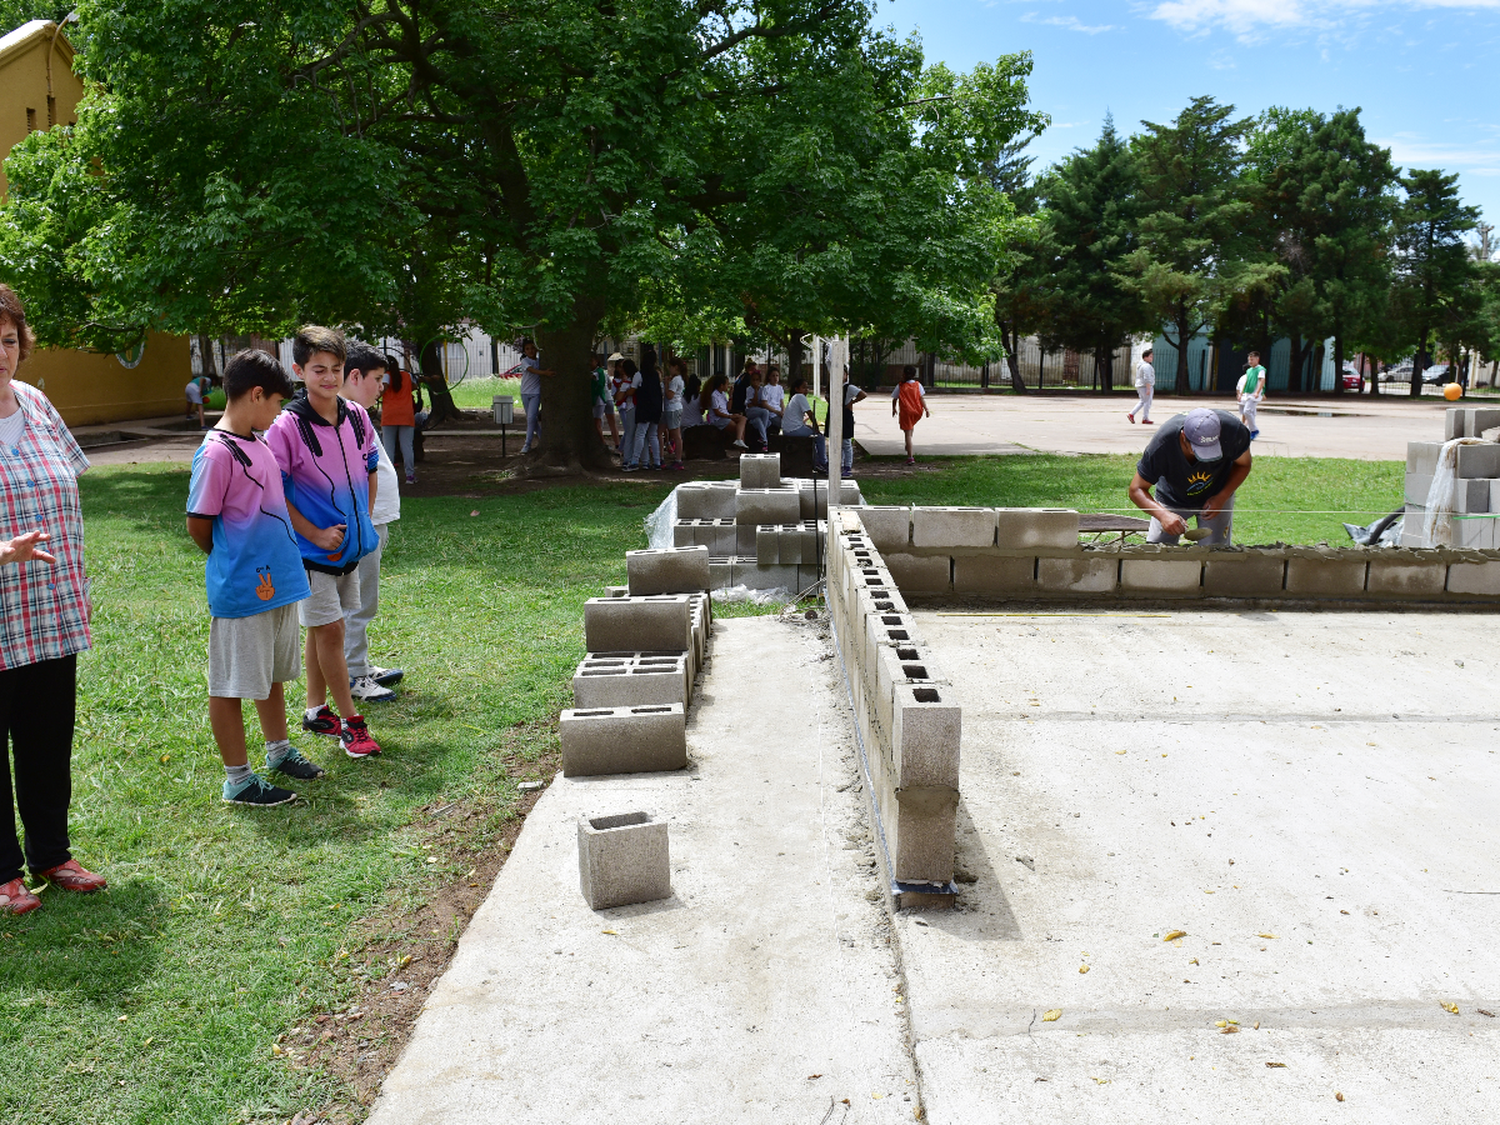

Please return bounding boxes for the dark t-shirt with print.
[1136,410,1252,511]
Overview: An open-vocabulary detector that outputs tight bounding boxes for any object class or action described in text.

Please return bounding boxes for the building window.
[26,108,37,132]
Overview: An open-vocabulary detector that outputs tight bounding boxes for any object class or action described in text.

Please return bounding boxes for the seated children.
[187,349,321,805]
[781,375,829,472]
[703,373,749,448]
[266,326,383,758]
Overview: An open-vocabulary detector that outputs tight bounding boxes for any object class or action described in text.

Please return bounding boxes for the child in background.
[266,326,383,759]
[592,354,621,451]
[187,350,321,805]
[1236,351,1266,440]
[663,357,687,470]
[379,353,418,485]
[761,365,785,440]
[341,344,403,705]
[892,364,931,466]
[840,375,866,478]
[185,373,213,429]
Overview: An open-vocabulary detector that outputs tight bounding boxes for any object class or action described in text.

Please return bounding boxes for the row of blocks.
[756,521,826,565]
[827,525,960,892]
[1398,505,1500,551]
[854,543,1500,600]
[673,515,827,557]
[1406,440,1500,480]
[676,478,864,522]
[1403,473,1496,514]
[858,505,1080,552]
[1443,406,1500,441]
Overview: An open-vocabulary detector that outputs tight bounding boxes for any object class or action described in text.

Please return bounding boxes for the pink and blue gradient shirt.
[265,394,381,576]
[187,429,311,619]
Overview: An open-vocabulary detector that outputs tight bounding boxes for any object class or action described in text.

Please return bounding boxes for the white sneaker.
[349,674,397,703]
[732,439,748,449]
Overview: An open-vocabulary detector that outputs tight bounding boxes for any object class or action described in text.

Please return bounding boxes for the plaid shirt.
[0,381,91,671]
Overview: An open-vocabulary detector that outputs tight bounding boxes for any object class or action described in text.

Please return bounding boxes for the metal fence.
[847,337,1137,390]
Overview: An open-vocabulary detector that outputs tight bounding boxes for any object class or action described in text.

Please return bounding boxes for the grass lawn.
[2,464,676,1125]
[3,449,1403,1124]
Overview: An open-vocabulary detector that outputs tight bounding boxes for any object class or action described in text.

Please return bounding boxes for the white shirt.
[666,375,684,408]
[0,410,26,452]
[1135,361,1155,389]
[710,389,731,420]
[518,354,542,396]
[761,385,785,414]
[890,382,925,399]
[785,393,814,431]
[684,395,706,426]
[370,438,401,526]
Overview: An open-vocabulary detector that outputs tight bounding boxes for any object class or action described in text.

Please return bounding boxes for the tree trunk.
[419,339,461,426]
[1000,324,1026,393]
[531,293,612,471]
[1310,340,1326,394]
[1173,312,1192,396]
[1333,333,1345,396]
[1410,329,1427,398]
[1286,334,1303,396]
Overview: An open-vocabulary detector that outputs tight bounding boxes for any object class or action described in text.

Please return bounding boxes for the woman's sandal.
[37,860,107,893]
[0,877,40,914]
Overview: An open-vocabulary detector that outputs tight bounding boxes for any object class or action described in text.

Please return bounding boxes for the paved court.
[851,393,1453,462]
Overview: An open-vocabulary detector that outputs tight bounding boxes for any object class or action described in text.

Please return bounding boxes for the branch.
[699,1,843,60]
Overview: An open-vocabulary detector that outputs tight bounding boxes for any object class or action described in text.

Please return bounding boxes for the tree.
[1032,116,1149,394]
[0,0,1038,470]
[1392,169,1480,396]
[1122,96,1276,395]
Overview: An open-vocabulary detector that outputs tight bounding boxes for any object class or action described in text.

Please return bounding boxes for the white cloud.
[1149,0,1500,40]
[1377,132,1500,170]
[1021,11,1121,32]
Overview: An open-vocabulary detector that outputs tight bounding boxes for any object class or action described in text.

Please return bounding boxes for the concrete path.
[902,607,1500,1121]
[367,616,920,1125]
[851,393,1453,462]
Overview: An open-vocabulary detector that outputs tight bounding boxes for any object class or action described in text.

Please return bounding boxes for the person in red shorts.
[892,364,932,466]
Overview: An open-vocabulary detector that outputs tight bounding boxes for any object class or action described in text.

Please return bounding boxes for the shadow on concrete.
[946,797,1022,940]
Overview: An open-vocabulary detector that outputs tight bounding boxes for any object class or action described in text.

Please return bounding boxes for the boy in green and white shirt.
[1236,351,1266,440]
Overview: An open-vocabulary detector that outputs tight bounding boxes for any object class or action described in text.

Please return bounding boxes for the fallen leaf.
[1115,750,1127,755]
[807,1074,823,1080]
[1253,1021,1260,1030]
[1441,1001,1459,1014]
[602,929,618,936]
[1266,1061,1288,1068]
[1221,1025,1239,1035]
[1091,1076,1110,1084]
[1336,1092,1345,1102]
[1340,909,1350,915]
[1258,933,1278,939]
[1478,1009,1496,1018]
[1042,1009,1062,1022]
[1079,965,1090,974]
[1163,930,1187,942]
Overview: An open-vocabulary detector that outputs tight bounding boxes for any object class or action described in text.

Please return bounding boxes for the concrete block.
[1399,523,1428,549]
[709,556,732,589]
[862,613,923,688]
[995,508,1080,550]
[603,585,629,598]
[1452,478,1493,513]
[573,657,689,708]
[1464,408,1500,438]
[584,651,694,696]
[952,555,1035,595]
[1404,475,1432,506]
[560,704,687,776]
[1119,558,1202,593]
[911,506,996,549]
[736,487,802,529]
[1406,441,1443,477]
[891,683,960,791]
[1457,443,1500,479]
[731,560,801,592]
[1367,559,1447,598]
[577,812,670,909]
[798,521,825,567]
[739,453,781,490]
[1445,409,1464,441]
[672,520,695,548]
[1490,479,1500,515]
[704,519,738,555]
[884,553,952,594]
[795,478,862,519]
[891,792,958,886]
[1202,555,1285,597]
[854,583,910,631]
[675,480,738,520]
[1447,560,1500,596]
[1456,517,1498,551]
[875,645,946,740]
[627,545,711,596]
[756,524,780,566]
[1037,555,1118,594]
[1284,557,1368,597]
[584,596,691,654]
[858,506,912,552]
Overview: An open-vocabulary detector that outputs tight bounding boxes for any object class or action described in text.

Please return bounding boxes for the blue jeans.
[627,419,660,467]
[521,393,541,451]
[381,425,414,477]
[745,407,772,447]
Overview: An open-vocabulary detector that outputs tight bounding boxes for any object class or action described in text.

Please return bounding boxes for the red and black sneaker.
[341,714,381,758]
[301,705,342,738]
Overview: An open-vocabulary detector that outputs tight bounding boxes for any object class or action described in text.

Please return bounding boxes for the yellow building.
[2,19,190,426]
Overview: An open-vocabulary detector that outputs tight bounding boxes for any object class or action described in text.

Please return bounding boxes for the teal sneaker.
[266,745,326,780]
[222,773,296,806]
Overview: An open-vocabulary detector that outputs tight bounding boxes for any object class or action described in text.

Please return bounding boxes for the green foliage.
[1393,168,1483,391]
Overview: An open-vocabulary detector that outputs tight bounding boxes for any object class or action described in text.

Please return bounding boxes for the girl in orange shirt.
[892,364,931,466]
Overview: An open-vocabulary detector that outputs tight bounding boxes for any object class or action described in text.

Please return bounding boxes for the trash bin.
[493,396,515,425]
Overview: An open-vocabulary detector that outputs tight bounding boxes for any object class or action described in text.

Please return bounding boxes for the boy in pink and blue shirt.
[265,326,383,759]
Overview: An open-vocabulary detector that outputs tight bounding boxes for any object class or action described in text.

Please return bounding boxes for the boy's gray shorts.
[662,409,683,430]
[208,603,301,700]
[300,568,362,628]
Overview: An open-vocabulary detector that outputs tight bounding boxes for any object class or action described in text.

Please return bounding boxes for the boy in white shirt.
[1236,351,1266,440]
[1128,347,1155,425]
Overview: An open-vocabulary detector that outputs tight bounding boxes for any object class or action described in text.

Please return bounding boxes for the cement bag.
[644,488,679,550]
[1422,438,1486,546]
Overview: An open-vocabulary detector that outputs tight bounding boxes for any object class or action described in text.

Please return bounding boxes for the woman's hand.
[0,530,56,565]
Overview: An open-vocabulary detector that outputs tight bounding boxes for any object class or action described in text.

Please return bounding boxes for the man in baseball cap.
[1128,406,1253,544]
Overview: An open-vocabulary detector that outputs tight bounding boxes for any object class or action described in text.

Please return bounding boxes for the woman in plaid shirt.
[0,285,107,916]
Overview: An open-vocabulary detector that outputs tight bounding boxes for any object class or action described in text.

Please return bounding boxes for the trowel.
[1182,528,1213,541]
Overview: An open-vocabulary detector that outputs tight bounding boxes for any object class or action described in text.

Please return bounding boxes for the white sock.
[265,739,292,765]
[305,705,323,721]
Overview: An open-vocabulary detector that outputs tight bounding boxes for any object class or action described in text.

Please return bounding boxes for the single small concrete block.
[560,704,688,776]
[1036,555,1118,594]
[855,584,911,634]
[1119,558,1201,593]
[702,519,737,556]
[892,683,960,791]
[911,506,997,549]
[1406,441,1443,477]
[584,596,691,654]
[884,553,952,594]
[798,521,824,566]
[1202,555,1285,597]
[1445,408,1466,441]
[857,506,911,552]
[675,481,738,520]
[627,545,711,596]
[577,812,670,910]
[756,524,780,566]
[731,560,801,591]
[736,487,802,529]
[739,453,782,490]
[1452,478,1493,513]
[995,508,1080,550]
[603,585,630,598]
[1285,557,1368,597]
[953,555,1035,595]
[777,526,804,566]
[573,658,689,708]
[1399,523,1428,549]
[862,612,923,682]
[672,520,696,548]
[891,789,958,886]
[1367,559,1447,598]
[1457,443,1500,479]
[1447,560,1500,596]
[875,645,946,739]
[1404,474,1433,506]
[1456,517,1497,551]
[1465,408,1500,437]
[708,556,732,589]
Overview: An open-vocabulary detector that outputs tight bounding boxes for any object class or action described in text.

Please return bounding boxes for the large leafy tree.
[0,0,1036,469]
[1392,169,1480,395]
[1122,96,1276,395]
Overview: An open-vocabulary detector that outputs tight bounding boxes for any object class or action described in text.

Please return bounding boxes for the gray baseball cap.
[1183,408,1223,462]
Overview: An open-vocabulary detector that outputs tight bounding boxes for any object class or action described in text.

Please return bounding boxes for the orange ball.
[1443,382,1463,401]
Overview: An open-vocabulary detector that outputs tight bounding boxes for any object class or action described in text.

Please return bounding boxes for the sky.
[874,0,1500,241]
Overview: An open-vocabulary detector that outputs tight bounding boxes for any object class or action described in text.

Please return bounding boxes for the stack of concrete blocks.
[561,550,712,778]
[825,511,961,910]
[858,505,1082,596]
[1401,407,1500,549]
[577,811,672,909]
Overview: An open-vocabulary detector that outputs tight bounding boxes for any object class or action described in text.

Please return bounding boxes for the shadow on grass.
[0,878,165,1003]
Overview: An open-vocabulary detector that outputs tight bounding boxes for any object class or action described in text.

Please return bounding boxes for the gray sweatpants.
[1146,497,1234,546]
[344,523,389,677]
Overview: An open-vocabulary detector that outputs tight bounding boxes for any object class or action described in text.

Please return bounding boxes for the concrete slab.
[368,617,919,1125]
[899,608,1500,1123]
